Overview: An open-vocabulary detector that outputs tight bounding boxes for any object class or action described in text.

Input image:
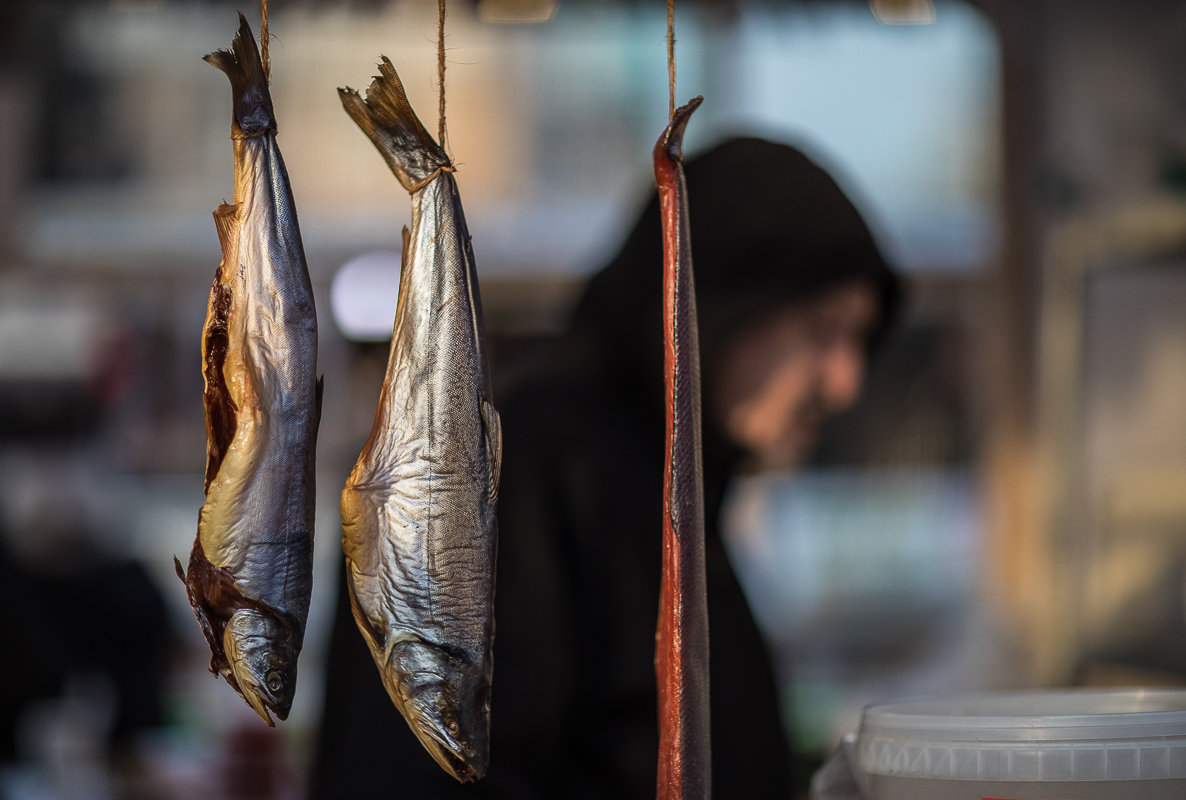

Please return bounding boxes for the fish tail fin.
[204,13,275,137]
[339,57,451,192]
[654,96,704,166]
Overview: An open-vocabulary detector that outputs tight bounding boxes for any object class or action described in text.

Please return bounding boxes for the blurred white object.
[810,733,869,800]
[816,688,1186,800]
[330,251,402,342]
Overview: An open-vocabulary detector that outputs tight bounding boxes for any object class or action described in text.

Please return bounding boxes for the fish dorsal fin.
[480,395,502,505]
[314,375,325,429]
[395,225,413,322]
[306,374,325,481]
[213,203,239,268]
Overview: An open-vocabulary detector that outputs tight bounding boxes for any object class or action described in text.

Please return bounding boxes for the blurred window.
[25,1,998,275]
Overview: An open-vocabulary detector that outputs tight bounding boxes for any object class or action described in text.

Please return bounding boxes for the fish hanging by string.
[176,13,321,727]
[653,95,710,800]
[338,58,502,783]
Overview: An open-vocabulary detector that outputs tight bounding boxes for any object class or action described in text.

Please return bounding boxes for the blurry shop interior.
[2,0,1186,797]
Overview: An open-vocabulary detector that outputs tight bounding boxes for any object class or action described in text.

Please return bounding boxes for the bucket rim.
[861,687,1186,742]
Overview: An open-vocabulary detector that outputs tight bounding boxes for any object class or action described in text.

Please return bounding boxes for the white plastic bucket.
[852,688,1186,800]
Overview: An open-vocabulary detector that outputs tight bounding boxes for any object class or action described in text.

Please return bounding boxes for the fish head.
[221,608,298,726]
[389,640,490,782]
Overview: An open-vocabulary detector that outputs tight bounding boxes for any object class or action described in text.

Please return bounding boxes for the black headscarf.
[571,135,901,466]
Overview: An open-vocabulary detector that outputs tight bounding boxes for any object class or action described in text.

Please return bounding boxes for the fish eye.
[438,706,460,737]
[265,670,286,694]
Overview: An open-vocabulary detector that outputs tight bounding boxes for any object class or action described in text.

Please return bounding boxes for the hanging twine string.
[438,0,448,150]
[666,0,675,120]
[261,0,270,82]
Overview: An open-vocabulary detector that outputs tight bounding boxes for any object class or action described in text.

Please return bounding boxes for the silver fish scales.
[176,14,321,727]
[338,58,502,783]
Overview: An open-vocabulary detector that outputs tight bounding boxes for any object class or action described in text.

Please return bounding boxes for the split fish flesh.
[176,14,321,727]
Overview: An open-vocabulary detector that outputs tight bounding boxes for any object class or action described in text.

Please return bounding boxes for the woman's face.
[711,280,878,471]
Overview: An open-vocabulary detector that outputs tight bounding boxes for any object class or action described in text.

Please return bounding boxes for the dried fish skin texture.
[339,58,501,783]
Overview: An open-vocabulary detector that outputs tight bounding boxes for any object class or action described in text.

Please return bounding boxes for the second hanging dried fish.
[338,59,502,782]
[176,14,321,727]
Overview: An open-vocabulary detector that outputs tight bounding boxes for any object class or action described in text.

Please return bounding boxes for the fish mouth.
[413,719,484,782]
[222,664,289,727]
[242,684,276,727]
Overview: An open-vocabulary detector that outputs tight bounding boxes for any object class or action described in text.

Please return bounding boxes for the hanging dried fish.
[654,95,709,800]
[338,58,501,783]
[176,14,321,727]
